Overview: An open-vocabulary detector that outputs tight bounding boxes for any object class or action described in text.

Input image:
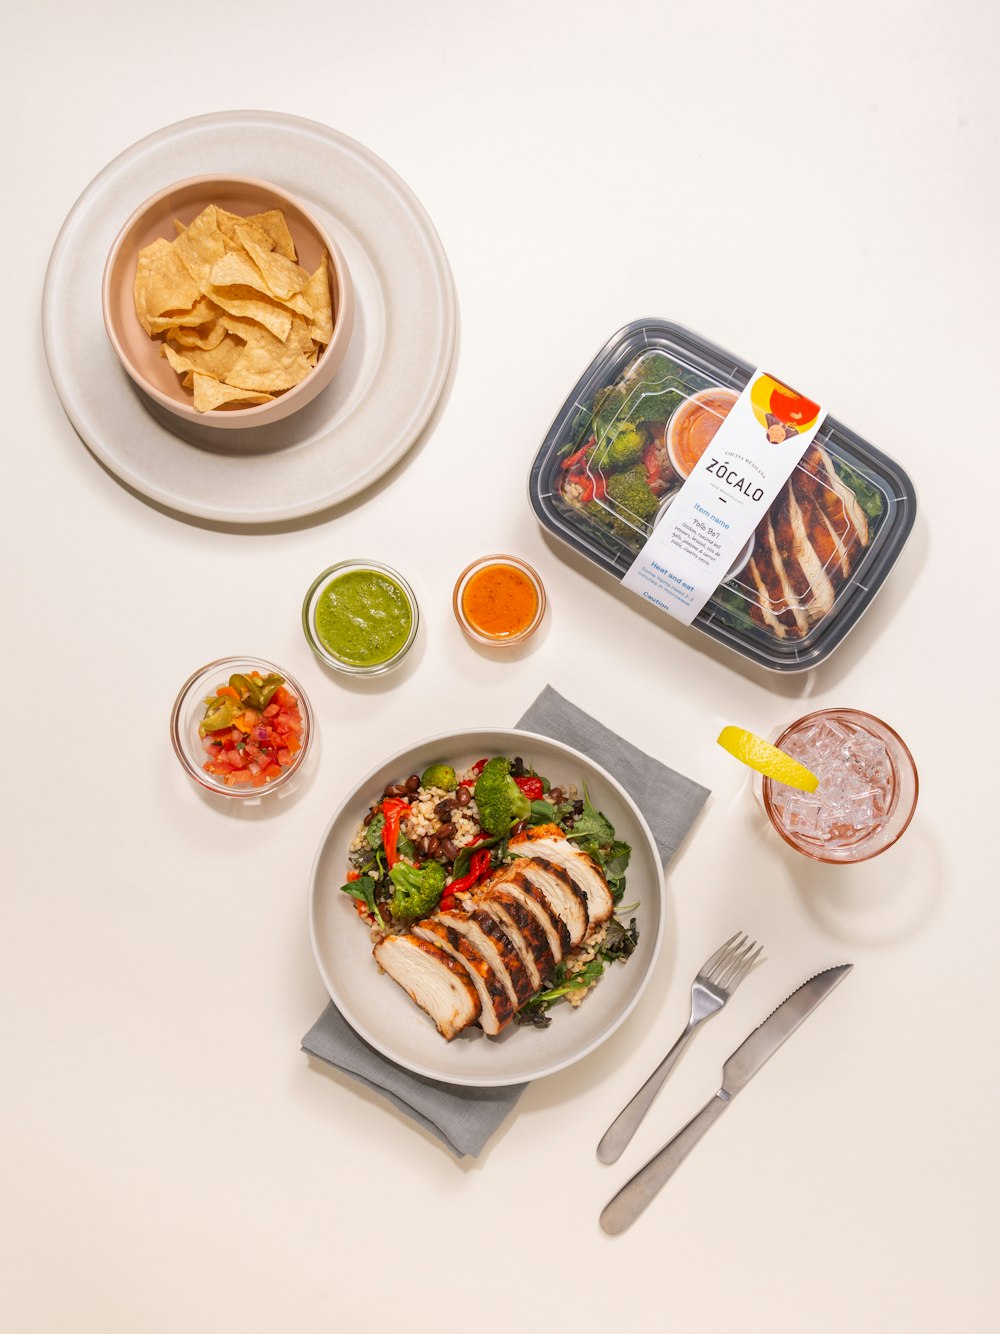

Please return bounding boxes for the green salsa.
[314,569,413,667]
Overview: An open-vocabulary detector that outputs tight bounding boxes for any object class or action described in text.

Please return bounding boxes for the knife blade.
[599,963,852,1236]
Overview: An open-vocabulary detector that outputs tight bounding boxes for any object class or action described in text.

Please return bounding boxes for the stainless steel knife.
[599,963,852,1236]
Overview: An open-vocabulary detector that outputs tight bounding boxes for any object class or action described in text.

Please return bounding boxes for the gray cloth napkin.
[301,686,710,1157]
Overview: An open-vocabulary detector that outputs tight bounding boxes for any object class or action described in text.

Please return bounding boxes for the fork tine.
[705,933,747,984]
[699,932,741,978]
[727,943,763,992]
[717,939,760,991]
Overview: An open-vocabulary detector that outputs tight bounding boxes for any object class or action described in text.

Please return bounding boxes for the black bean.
[434,798,456,818]
[383,783,397,798]
[388,783,408,797]
[436,822,455,839]
[455,786,471,806]
[427,836,441,856]
[417,835,432,856]
[548,787,563,805]
[405,775,421,793]
[439,838,459,861]
[363,811,374,826]
[511,756,526,777]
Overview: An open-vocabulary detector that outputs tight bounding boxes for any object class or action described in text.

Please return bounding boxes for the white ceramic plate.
[308,729,666,1086]
[42,111,457,524]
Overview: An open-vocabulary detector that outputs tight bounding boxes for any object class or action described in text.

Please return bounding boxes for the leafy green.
[568,784,615,849]
[600,916,639,962]
[340,874,378,918]
[528,799,558,826]
[365,813,385,850]
[833,461,885,520]
[534,958,605,1002]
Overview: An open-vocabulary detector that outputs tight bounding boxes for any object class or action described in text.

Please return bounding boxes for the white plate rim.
[41,109,457,524]
[307,727,666,1087]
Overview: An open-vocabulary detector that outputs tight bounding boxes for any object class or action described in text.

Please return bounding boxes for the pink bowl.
[102,175,354,430]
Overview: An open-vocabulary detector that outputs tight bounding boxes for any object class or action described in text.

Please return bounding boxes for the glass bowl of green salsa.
[170,656,314,797]
[302,561,419,676]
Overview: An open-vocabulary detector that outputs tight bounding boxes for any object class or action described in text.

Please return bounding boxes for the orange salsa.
[669,388,738,477]
[461,563,540,640]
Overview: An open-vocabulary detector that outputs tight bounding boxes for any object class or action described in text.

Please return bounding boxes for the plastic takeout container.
[528,319,917,672]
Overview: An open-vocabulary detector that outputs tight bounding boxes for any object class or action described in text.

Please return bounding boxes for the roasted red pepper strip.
[381,797,411,869]
[560,436,596,470]
[514,775,545,800]
[448,848,493,896]
[571,472,608,504]
[468,758,489,779]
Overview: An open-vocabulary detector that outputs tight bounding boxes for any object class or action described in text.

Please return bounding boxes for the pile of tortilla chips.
[133,205,333,412]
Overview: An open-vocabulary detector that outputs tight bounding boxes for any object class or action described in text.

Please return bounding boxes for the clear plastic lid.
[529,320,917,672]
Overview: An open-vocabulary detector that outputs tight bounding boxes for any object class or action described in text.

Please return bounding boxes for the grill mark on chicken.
[479,892,556,989]
[518,856,590,945]
[509,829,614,927]
[453,907,537,1008]
[484,871,571,962]
[412,919,514,1035]
[785,485,836,617]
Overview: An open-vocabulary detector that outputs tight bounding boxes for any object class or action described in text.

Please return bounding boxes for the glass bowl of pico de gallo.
[170,656,314,797]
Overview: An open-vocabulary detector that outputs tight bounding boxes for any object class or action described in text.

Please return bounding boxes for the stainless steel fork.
[596,932,762,1164]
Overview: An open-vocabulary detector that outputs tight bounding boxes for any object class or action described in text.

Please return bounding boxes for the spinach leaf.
[365,813,385,850]
[340,874,378,918]
[529,799,558,826]
[599,917,639,962]
[567,784,615,849]
[833,461,885,520]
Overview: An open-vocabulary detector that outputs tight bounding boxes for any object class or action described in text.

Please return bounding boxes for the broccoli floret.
[607,466,660,525]
[421,763,457,791]
[473,757,531,836]
[388,861,447,920]
[599,423,644,470]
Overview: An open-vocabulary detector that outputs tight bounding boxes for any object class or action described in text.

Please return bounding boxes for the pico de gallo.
[199,669,304,788]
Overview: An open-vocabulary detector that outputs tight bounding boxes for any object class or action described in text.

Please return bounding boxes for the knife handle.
[597,1024,696,1164]
[599,1090,730,1235]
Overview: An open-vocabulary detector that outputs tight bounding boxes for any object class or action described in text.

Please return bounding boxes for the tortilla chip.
[133,238,203,333]
[172,206,226,287]
[224,323,315,392]
[162,334,244,383]
[214,209,280,260]
[191,373,273,413]
[201,285,293,342]
[244,209,297,260]
[235,226,310,300]
[143,296,220,335]
[165,318,229,351]
[301,255,333,344]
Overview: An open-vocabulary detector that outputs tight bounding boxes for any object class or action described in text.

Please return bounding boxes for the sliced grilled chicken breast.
[373,934,481,1040]
[511,856,589,946]
[411,919,514,1035]
[477,889,557,990]
[429,908,536,1009]
[481,870,570,964]
[510,828,614,929]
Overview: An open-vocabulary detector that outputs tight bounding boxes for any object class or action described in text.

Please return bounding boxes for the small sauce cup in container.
[303,560,419,675]
[453,555,546,646]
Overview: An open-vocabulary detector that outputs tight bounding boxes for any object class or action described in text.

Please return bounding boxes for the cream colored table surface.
[3,4,997,1331]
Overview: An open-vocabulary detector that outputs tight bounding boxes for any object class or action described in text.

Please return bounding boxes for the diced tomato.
[200,673,305,790]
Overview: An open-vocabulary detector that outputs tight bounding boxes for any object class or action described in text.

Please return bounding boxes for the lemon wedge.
[717,725,819,793]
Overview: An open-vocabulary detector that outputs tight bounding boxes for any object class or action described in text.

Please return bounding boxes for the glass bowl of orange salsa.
[452,555,546,647]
